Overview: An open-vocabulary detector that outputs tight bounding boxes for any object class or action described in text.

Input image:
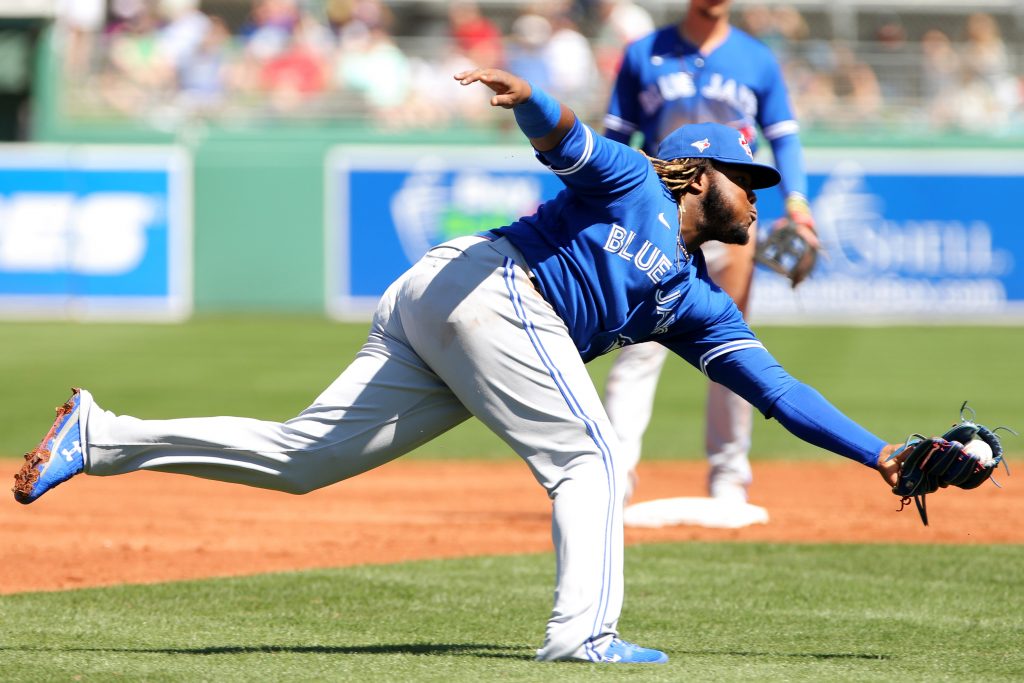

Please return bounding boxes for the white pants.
[81,236,625,662]
[603,242,753,497]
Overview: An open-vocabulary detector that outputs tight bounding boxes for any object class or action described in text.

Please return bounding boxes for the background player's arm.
[757,56,819,246]
[603,44,643,145]
[768,134,817,246]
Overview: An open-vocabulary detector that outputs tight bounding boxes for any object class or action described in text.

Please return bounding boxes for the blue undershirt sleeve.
[768,383,887,467]
[512,83,563,139]
[703,346,886,467]
[768,133,807,199]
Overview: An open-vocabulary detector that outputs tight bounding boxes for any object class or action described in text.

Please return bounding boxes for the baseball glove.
[754,220,818,287]
[889,402,1013,525]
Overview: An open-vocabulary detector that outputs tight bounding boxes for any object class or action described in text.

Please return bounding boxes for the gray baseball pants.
[81,235,626,662]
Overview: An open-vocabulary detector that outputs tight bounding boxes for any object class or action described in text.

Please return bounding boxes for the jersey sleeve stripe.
[762,120,800,140]
[603,114,638,135]
[550,124,595,176]
[699,340,766,375]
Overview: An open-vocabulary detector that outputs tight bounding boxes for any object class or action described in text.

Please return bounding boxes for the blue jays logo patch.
[738,135,753,160]
[691,138,711,152]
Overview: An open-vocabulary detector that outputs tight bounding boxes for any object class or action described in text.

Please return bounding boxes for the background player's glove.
[889,403,1012,525]
[754,219,818,287]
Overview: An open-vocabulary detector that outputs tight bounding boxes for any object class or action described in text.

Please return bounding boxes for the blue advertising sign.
[326,146,565,319]
[0,145,191,320]
[327,145,1024,323]
[749,150,1024,323]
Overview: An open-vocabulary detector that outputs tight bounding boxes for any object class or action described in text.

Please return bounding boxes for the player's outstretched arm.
[455,68,576,152]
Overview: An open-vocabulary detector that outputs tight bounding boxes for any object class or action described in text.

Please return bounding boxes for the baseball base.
[623,497,770,529]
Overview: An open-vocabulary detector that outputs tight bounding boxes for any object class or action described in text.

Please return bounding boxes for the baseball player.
[602,0,818,504]
[14,68,905,664]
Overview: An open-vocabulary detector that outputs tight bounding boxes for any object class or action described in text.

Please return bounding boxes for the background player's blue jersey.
[604,25,805,198]
[494,118,753,366]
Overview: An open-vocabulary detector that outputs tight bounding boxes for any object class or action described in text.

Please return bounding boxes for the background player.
[14,68,905,664]
[602,0,818,507]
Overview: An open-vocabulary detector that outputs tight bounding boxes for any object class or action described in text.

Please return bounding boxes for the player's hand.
[876,443,905,487]
[454,68,532,108]
[778,194,820,249]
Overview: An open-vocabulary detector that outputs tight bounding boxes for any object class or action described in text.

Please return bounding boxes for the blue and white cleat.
[601,638,669,664]
[13,389,84,504]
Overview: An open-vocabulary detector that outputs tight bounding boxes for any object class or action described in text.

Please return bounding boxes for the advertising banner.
[0,145,191,320]
[326,145,564,319]
[749,150,1023,323]
[327,145,1023,323]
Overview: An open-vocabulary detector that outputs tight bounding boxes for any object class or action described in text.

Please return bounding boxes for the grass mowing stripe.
[1,543,1022,682]
[1,317,1022,461]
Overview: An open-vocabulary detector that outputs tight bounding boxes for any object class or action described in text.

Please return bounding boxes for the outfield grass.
[1,317,1021,460]
[2,543,1021,682]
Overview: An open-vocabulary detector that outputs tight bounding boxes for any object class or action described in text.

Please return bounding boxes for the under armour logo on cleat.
[62,440,82,461]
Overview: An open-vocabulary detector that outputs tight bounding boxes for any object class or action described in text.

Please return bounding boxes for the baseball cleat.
[13,388,84,504]
[601,638,669,664]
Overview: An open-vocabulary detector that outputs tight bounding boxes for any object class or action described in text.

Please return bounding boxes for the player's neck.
[679,12,731,52]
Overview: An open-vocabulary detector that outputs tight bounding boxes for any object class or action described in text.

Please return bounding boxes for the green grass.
[3,317,1022,681]
[1,543,1022,681]
[1,316,1022,460]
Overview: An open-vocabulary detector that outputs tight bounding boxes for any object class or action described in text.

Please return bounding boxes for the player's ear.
[685,163,711,195]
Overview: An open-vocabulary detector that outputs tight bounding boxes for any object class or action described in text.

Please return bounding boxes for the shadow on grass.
[1,643,890,661]
[2,642,535,660]
[693,650,890,661]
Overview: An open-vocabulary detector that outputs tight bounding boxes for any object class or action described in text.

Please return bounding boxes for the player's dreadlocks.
[643,152,711,206]
[642,152,712,263]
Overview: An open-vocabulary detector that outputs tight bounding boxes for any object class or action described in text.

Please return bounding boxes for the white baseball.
[964,439,994,466]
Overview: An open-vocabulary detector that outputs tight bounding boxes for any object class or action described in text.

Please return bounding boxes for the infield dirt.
[4,460,1020,594]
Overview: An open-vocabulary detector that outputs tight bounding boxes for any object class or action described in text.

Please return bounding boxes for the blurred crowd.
[54,0,1024,136]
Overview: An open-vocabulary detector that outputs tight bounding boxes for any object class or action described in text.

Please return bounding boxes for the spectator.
[738,4,784,55]
[960,11,1019,128]
[506,12,553,93]
[773,5,833,77]
[261,14,332,114]
[871,14,912,103]
[102,1,175,116]
[55,0,105,75]
[334,24,411,124]
[546,11,598,105]
[242,0,300,62]
[919,29,961,129]
[962,12,1013,90]
[405,45,492,128]
[448,0,504,68]
[155,0,212,73]
[592,0,654,82]
[177,15,234,115]
[328,0,394,43]
[829,41,883,125]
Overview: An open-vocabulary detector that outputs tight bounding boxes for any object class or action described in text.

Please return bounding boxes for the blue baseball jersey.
[493,116,885,466]
[495,119,756,366]
[604,25,806,198]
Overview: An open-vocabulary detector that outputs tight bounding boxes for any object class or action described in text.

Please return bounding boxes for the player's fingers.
[490,94,516,108]
[877,443,904,486]
[454,69,484,85]
[793,223,821,249]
